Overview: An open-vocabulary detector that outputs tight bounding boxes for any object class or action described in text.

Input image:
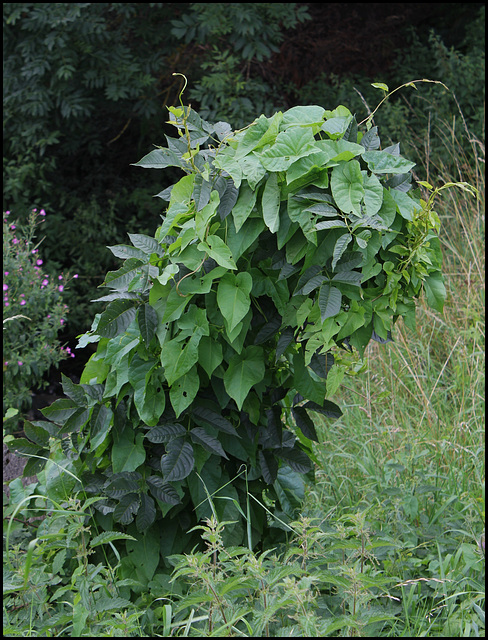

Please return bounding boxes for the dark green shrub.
[13,95,446,590]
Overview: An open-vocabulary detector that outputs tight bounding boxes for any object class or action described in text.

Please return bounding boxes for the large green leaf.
[126,525,161,582]
[198,335,223,378]
[330,161,364,216]
[217,272,253,334]
[231,183,257,233]
[361,150,416,174]
[223,345,266,410]
[423,271,446,313]
[198,235,237,270]
[160,334,200,386]
[112,432,146,474]
[169,365,199,418]
[259,127,317,172]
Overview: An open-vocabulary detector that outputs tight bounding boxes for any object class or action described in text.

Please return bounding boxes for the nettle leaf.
[103,258,145,291]
[217,272,253,333]
[330,161,364,216]
[107,244,147,261]
[275,447,312,474]
[161,437,195,482]
[223,346,266,411]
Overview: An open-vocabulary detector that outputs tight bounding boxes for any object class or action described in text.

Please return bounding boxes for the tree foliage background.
[3,2,485,356]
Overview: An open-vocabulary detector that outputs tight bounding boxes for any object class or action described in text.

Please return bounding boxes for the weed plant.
[3,122,484,637]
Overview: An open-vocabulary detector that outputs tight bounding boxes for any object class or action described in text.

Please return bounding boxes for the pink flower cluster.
[3,208,78,313]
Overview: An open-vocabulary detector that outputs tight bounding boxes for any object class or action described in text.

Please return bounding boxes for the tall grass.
[308,122,485,636]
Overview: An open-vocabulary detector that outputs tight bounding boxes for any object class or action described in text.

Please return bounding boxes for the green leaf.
[138,304,158,345]
[131,147,182,170]
[97,300,138,339]
[362,150,415,174]
[259,127,317,172]
[291,406,318,442]
[112,432,146,474]
[330,161,364,216]
[371,82,389,92]
[61,373,86,406]
[161,437,195,481]
[90,404,113,450]
[198,235,237,270]
[113,493,140,525]
[160,334,200,386]
[169,365,199,418]
[128,233,165,257]
[198,335,223,378]
[231,183,257,233]
[318,284,342,321]
[281,105,325,129]
[147,476,181,505]
[190,428,228,459]
[331,233,353,270]
[41,398,79,425]
[136,493,157,532]
[217,272,253,333]
[126,526,161,582]
[223,346,266,410]
[191,406,239,437]
[262,172,281,233]
[362,172,384,216]
[389,189,421,221]
[423,271,446,313]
